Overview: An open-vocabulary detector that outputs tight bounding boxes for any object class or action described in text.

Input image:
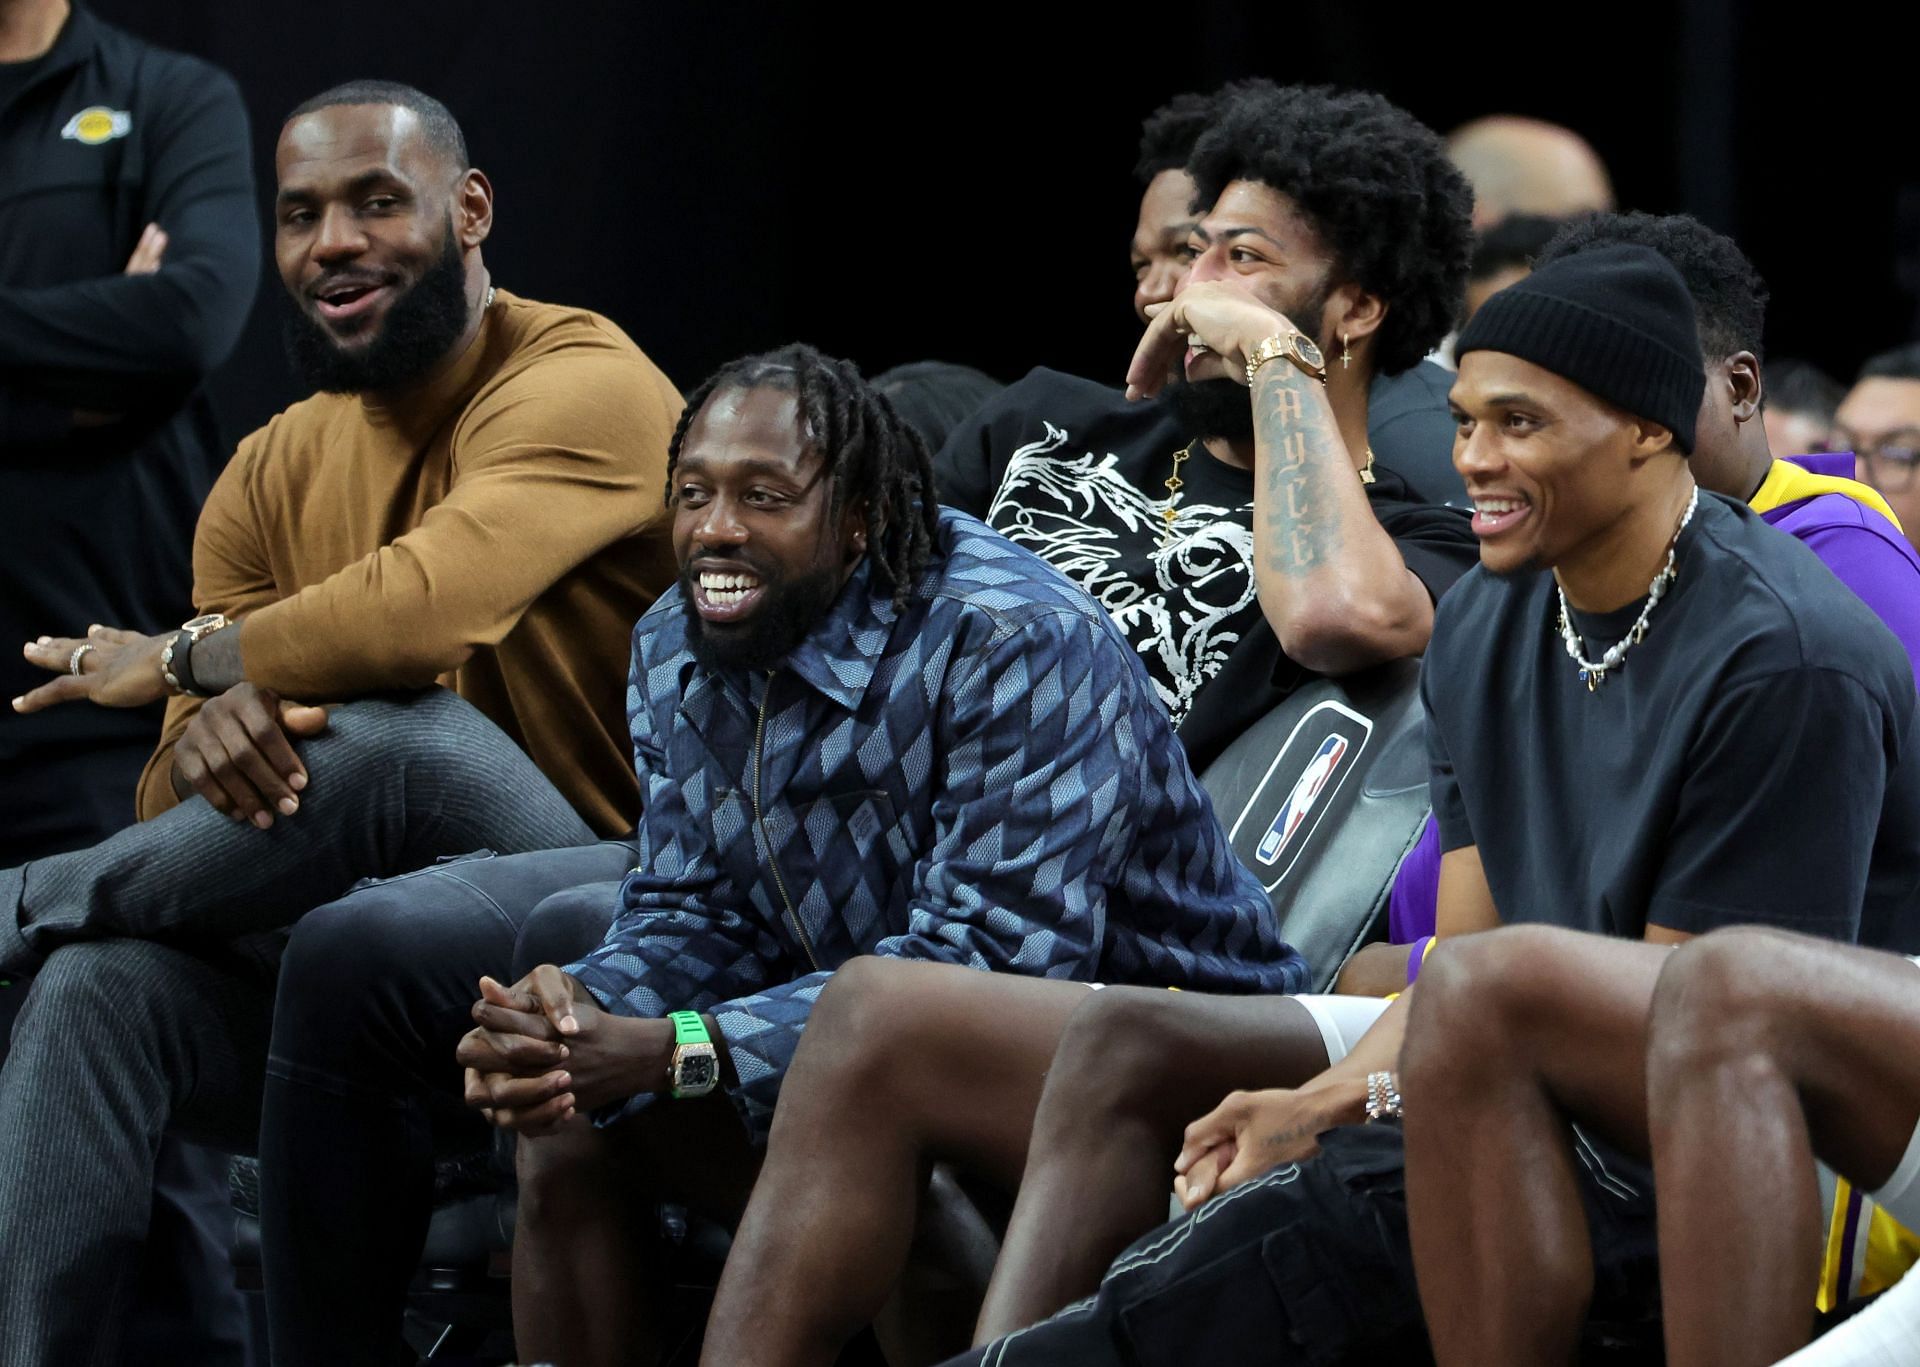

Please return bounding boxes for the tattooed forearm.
[1255,367,1348,577]
[1262,1121,1319,1153]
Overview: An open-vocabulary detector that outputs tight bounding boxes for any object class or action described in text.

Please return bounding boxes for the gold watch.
[1245,331,1328,386]
[159,612,229,696]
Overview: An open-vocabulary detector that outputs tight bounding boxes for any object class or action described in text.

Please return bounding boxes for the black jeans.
[0,690,597,1367]
[940,1123,1662,1367]
[1,735,253,1367]
[258,841,632,1367]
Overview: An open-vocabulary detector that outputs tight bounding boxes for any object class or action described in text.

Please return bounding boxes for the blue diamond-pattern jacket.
[566,509,1306,1138]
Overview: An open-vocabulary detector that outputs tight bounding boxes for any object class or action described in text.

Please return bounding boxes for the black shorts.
[940,1122,1662,1367]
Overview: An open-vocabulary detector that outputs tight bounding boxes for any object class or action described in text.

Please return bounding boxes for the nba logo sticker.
[1256,734,1350,865]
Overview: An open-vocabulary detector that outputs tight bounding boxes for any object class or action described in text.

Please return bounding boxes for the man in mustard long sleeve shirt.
[0,80,678,1365]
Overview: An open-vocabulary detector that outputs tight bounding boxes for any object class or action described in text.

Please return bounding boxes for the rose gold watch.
[1245,331,1328,386]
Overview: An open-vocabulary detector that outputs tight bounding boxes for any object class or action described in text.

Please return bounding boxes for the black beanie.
[1455,243,1705,454]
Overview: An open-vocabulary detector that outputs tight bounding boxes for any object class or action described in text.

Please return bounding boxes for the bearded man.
[0,80,680,1366]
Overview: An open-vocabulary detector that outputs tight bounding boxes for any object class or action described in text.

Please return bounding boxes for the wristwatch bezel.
[670,1041,720,1099]
[179,613,229,639]
[1246,331,1329,385]
[161,612,230,697]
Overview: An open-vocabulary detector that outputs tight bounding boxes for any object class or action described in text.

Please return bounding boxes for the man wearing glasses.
[1834,343,1920,550]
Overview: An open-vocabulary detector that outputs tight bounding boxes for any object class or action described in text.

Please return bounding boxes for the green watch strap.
[668,1010,711,1047]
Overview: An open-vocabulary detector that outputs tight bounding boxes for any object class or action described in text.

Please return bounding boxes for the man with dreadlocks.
[252,344,1302,1364]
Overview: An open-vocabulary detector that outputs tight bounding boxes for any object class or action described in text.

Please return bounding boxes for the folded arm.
[0,73,258,443]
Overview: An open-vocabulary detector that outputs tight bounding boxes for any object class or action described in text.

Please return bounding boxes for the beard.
[681,558,848,673]
[1163,277,1336,443]
[1164,378,1257,441]
[282,226,473,394]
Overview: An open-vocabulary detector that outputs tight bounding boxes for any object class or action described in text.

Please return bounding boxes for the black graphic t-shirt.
[936,367,1478,772]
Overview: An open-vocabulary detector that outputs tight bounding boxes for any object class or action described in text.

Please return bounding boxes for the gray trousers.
[0,689,597,1367]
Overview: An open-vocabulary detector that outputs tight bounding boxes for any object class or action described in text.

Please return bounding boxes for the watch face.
[677,1053,717,1092]
[1295,335,1325,369]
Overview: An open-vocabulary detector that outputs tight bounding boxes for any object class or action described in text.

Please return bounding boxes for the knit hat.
[1455,243,1705,454]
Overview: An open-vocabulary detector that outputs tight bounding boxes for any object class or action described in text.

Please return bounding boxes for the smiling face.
[1131,169,1201,324]
[1449,350,1664,578]
[671,385,868,671]
[274,102,488,391]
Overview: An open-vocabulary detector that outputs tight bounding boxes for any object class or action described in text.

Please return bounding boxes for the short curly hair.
[1134,89,1218,184]
[1537,211,1769,364]
[1186,82,1473,375]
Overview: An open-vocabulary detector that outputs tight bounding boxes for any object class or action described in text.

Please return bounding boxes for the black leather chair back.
[1198,657,1429,992]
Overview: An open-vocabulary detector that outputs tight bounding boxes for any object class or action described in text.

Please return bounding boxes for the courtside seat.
[1197,656,1430,991]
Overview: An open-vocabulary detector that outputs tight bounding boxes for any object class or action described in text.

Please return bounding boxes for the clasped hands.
[1172,1078,1356,1210]
[1125,281,1303,402]
[457,966,663,1137]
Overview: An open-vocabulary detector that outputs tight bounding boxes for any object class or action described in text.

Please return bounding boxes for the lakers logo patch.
[60,107,132,145]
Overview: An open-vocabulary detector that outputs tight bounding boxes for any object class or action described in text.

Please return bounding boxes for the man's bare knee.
[1422,925,1595,1030]
[789,955,936,1091]
[1044,987,1189,1116]
[1648,929,1797,1083]
[1404,928,1574,1095]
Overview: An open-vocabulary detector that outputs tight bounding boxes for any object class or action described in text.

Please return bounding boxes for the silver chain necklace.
[1556,486,1699,693]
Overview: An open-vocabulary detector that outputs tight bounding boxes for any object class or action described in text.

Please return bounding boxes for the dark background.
[91,0,1919,446]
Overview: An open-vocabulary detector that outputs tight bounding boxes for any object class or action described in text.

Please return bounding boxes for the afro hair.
[1135,89,1219,184]
[1186,82,1474,375]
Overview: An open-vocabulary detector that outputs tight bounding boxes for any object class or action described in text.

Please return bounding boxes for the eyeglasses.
[1833,427,1920,492]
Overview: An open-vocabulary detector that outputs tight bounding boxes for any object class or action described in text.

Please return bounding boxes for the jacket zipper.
[751,670,822,973]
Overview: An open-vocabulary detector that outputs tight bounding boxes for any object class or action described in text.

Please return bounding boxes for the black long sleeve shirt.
[0,6,259,761]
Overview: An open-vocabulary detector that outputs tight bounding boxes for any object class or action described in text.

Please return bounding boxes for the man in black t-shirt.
[940,83,1477,772]
[923,246,1920,1367]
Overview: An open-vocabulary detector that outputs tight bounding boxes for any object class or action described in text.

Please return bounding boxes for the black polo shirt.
[0,6,259,762]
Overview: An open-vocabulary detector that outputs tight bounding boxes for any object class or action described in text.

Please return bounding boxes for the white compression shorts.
[1290,993,1393,1067]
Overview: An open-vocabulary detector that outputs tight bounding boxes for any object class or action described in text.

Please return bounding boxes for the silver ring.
[68,642,94,677]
